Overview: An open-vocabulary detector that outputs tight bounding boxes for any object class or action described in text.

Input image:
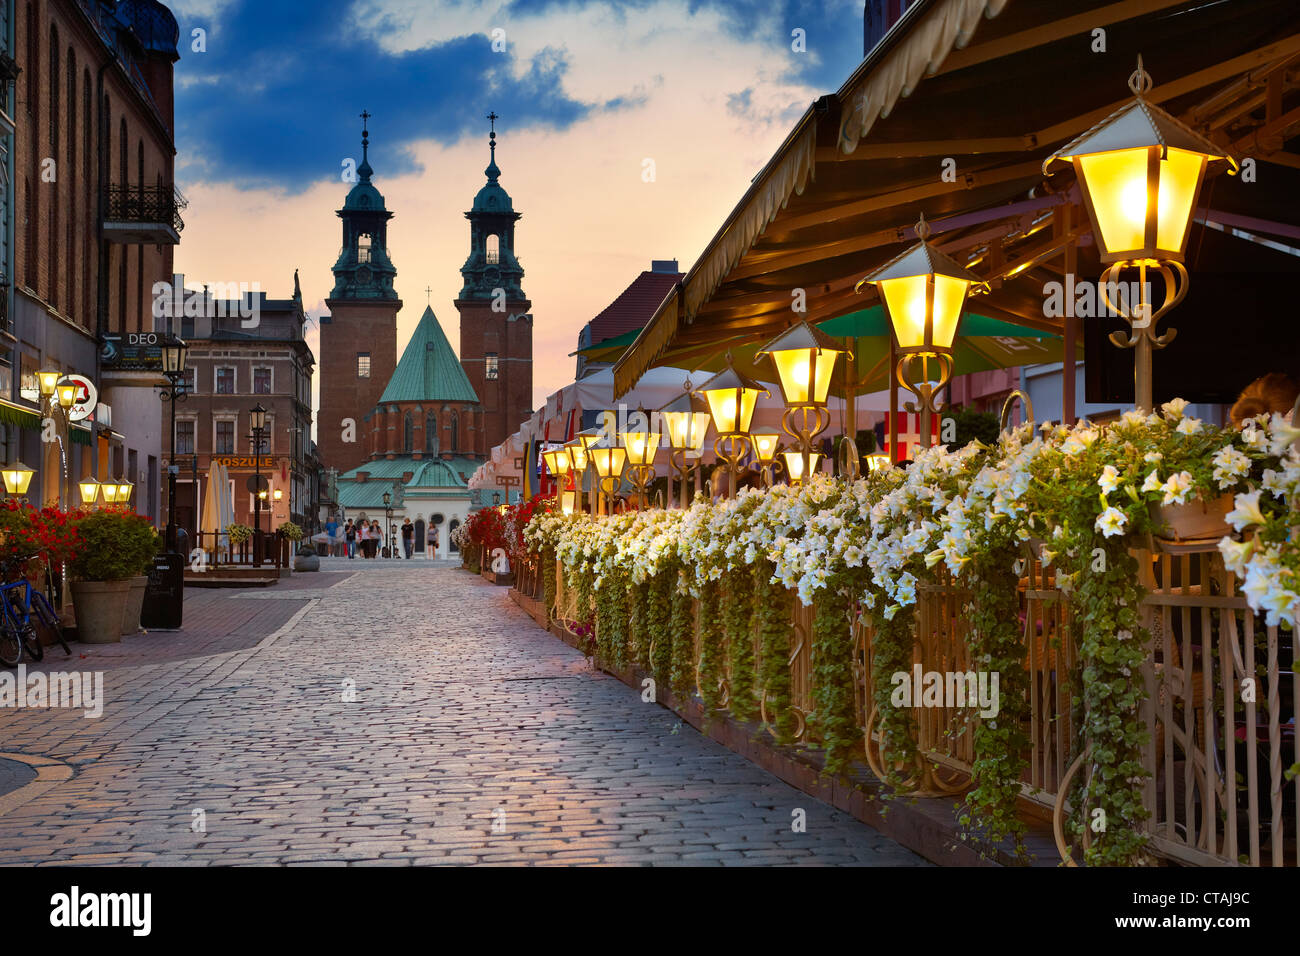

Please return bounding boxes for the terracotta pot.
[1152,494,1235,551]
[120,575,147,635]
[70,579,132,644]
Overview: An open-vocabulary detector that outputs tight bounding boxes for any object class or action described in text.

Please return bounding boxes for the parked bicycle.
[0,553,69,668]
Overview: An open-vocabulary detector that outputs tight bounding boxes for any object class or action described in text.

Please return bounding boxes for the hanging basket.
[1151,493,1234,553]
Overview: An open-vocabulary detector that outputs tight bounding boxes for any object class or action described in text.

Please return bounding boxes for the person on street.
[426,522,438,559]
[401,518,414,559]
[357,520,370,558]
[344,519,357,559]
[326,515,340,556]
[370,520,383,559]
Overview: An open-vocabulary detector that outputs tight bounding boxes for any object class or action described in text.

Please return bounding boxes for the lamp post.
[587,439,627,516]
[78,477,101,509]
[249,402,267,566]
[1043,57,1235,412]
[856,214,984,451]
[158,338,189,550]
[695,357,767,499]
[382,490,393,558]
[658,387,711,508]
[756,321,851,477]
[39,370,78,509]
[541,446,571,502]
[620,413,659,509]
[116,478,134,507]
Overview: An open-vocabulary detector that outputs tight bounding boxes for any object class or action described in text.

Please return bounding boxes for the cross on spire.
[360,109,371,161]
[425,285,432,303]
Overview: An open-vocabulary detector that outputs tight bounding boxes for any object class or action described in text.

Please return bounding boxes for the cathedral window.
[425,412,438,454]
[485,353,499,380]
[485,234,500,264]
[356,353,370,378]
[403,412,413,453]
[358,234,372,264]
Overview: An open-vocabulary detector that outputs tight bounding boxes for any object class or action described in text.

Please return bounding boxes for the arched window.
[485,233,500,264]
[357,233,372,263]
[425,412,438,454]
[449,413,458,450]
[403,412,413,453]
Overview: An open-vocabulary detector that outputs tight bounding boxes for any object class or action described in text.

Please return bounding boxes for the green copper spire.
[460,112,525,301]
[331,110,398,301]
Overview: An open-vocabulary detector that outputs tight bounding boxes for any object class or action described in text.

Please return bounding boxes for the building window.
[485,353,499,380]
[252,417,273,455]
[403,412,413,453]
[449,413,458,449]
[176,420,195,455]
[485,233,500,264]
[215,367,235,394]
[180,367,196,394]
[357,353,370,378]
[358,234,372,263]
[253,367,272,394]
[425,412,438,454]
[215,421,235,455]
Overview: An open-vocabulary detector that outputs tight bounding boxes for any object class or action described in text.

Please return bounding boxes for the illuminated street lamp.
[587,440,627,516]
[695,357,767,499]
[116,478,134,506]
[55,380,78,410]
[658,387,711,508]
[36,370,60,398]
[1042,56,1235,411]
[1,462,34,499]
[101,480,120,505]
[564,438,590,515]
[620,414,659,509]
[750,427,781,489]
[78,477,101,507]
[756,321,851,476]
[856,214,984,451]
[782,450,822,485]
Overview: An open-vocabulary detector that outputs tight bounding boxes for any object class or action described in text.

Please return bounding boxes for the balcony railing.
[102,185,187,244]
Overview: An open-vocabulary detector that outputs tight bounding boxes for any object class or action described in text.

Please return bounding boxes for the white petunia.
[1095,506,1128,538]
[1098,465,1121,494]
[1160,471,1194,505]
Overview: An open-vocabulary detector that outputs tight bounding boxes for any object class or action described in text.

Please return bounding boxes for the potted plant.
[69,507,157,644]
[293,542,320,572]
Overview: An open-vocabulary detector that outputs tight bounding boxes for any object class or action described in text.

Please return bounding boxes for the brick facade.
[456,297,530,457]
[318,296,399,473]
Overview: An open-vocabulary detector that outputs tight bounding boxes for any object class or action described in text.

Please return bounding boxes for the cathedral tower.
[319,113,402,473]
[455,114,533,458]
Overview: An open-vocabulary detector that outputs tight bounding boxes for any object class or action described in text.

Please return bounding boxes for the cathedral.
[321,115,534,555]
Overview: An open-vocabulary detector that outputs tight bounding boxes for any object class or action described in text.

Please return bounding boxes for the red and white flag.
[883,412,939,462]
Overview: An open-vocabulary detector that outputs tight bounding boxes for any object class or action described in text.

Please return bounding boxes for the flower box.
[1151,493,1235,553]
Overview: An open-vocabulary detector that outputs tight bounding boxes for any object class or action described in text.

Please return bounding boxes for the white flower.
[1211,445,1250,489]
[1217,536,1256,577]
[1225,490,1267,532]
[1143,451,1164,463]
[1095,506,1128,538]
[1098,465,1121,494]
[1161,397,1189,419]
[1176,417,1204,436]
[1160,471,1193,505]
[1141,469,1163,493]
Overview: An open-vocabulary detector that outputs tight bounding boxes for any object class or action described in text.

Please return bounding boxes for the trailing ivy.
[870,605,919,791]
[757,564,797,744]
[697,578,726,711]
[812,578,858,776]
[627,579,650,669]
[959,543,1030,862]
[596,569,629,669]
[541,547,557,620]
[725,567,758,723]
[669,571,696,700]
[648,570,673,688]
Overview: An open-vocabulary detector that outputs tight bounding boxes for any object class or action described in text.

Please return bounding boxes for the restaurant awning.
[615,0,1300,396]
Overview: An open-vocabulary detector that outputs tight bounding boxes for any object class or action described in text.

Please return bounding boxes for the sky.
[169,0,869,431]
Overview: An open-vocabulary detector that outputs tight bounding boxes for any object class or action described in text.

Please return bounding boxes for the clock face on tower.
[356,265,373,285]
[484,266,500,284]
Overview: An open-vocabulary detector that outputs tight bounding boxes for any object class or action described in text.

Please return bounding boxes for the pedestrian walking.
[370,520,383,559]
[357,520,369,558]
[344,519,357,559]
[401,518,414,559]
[426,522,438,559]
[326,515,340,556]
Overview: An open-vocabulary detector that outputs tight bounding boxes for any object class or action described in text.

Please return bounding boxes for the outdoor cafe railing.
[189,531,287,571]
[541,541,1295,865]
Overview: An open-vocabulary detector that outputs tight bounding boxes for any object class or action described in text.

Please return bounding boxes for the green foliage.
[669,573,695,699]
[627,579,650,669]
[697,578,726,710]
[960,543,1031,862]
[942,406,1001,449]
[70,509,158,581]
[541,547,557,620]
[871,605,919,791]
[812,579,859,776]
[648,571,673,686]
[725,567,758,723]
[756,564,796,744]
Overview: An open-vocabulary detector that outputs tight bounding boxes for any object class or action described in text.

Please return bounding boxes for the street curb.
[254,598,319,651]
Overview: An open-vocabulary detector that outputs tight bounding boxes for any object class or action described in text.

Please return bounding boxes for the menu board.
[141,553,183,629]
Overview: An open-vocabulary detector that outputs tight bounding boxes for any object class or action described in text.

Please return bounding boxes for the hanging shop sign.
[212,455,275,470]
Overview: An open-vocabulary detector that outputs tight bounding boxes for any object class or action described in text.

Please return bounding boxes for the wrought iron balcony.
[102,185,187,245]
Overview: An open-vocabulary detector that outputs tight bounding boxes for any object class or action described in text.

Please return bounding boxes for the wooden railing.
[544,542,1295,866]
[190,531,287,570]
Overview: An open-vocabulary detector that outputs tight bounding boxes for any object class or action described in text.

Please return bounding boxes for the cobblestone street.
[0,565,924,866]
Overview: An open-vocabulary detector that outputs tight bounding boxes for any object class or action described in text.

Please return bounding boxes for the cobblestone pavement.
[0,564,926,866]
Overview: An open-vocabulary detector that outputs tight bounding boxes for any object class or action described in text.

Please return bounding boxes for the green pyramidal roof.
[379,305,479,404]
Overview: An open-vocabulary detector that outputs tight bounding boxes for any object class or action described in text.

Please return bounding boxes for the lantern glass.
[250,404,267,432]
[162,340,188,375]
[542,448,571,477]
[37,370,60,397]
[662,409,710,453]
[2,463,34,495]
[565,441,588,473]
[79,478,101,504]
[703,386,759,436]
[930,274,969,350]
[382,491,391,506]
[751,429,780,464]
[770,348,839,406]
[621,429,659,467]
[865,453,891,472]
[273,489,283,501]
[55,381,79,409]
[782,450,821,483]
[561,489,577,515]
[117,480,133,502]
[588,445,627,479]
[101,482,120,503]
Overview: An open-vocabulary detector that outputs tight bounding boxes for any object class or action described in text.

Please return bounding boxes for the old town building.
[10,0,183,517]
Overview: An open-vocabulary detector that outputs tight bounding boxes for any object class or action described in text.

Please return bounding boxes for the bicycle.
[0,554,69,667]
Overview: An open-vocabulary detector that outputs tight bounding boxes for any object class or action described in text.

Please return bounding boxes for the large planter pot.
[70,579,132,644]
[121,575,147,635]
[1152,494,1235,553]
[294,553,320,572]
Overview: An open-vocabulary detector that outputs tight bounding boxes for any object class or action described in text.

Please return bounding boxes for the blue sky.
[172,0,865,192]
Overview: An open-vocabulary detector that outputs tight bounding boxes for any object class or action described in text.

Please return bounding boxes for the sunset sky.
[169,0,868,429]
